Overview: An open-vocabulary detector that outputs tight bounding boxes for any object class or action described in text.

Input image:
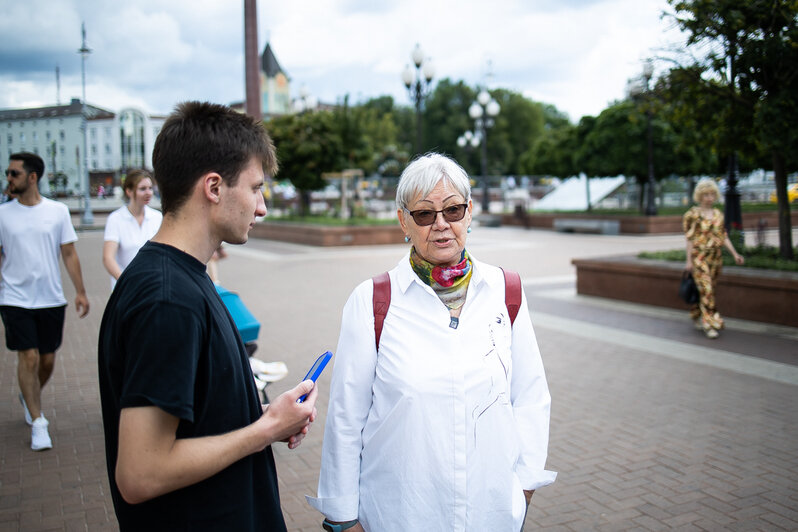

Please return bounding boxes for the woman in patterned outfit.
[683,180,745,339]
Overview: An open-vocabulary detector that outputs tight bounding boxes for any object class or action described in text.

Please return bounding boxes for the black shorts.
[0,305,66,354]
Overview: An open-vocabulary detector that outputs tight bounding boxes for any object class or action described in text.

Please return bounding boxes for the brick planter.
[250,221,404,246]
[572,255,798,328]
[502,211,798,234]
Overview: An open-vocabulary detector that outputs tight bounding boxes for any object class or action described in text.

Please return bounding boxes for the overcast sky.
[0,0,686,122]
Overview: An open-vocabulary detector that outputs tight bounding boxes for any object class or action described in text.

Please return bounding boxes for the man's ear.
[202,172,223,204]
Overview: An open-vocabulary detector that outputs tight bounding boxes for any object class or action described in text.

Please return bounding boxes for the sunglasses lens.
[413,211,435,225]
[443,205,466,222]
[409,204,466,226]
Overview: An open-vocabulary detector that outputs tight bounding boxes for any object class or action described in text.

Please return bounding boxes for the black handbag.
[679,271,699,305]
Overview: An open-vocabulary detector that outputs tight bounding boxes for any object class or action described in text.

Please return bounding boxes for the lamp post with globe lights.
[402,44,435,155]
[78,23,94,225]
[457,130,481,152]
[628,59,658,216]
[468,89,500,213]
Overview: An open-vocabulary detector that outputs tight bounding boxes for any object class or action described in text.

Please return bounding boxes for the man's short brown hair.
[152,102,278,215]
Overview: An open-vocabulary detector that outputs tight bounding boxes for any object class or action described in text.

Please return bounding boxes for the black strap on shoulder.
[501,268,522,326]
[372,272,391,351]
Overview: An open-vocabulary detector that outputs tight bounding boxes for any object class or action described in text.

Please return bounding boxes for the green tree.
[357,96,406,174]
[574,100,687,213]
[489,89,546,175]
[541,103,572,131]
[422,78,476,164]
[334,95,371,171]
[520,124,578,178]
[667,0,798,258]
[268,111,343,214]
[739,2,798,258]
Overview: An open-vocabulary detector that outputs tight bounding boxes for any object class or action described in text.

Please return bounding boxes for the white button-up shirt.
[307,254,556,531]
[103,205,162,288]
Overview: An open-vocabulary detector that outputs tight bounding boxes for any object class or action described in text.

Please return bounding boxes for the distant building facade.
[0,99,164,196]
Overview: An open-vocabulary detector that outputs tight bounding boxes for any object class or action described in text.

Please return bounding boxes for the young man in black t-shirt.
[98,102,318,531]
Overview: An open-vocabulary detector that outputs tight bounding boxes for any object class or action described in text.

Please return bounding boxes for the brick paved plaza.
[1,225,796,531]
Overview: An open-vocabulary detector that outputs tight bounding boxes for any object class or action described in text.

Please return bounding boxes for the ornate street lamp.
[468,89,500,213]
[402,44,435,155]
[457,130,481,150]
[628,59,657,216]
[78,22,93,225]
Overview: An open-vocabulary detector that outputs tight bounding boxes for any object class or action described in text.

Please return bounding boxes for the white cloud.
[0,0,685,120]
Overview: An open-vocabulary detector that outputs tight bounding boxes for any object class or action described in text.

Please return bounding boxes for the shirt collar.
[122,205,156,220]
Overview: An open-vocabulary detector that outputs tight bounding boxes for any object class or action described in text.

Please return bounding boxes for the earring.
[404,235,410,243]
[467,226,472,233]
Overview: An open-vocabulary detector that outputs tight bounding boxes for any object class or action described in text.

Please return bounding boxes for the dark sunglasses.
[404,203,468,226]
[4,169,22,177]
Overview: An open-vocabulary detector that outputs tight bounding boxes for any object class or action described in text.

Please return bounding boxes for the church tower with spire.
[260,42,291,118]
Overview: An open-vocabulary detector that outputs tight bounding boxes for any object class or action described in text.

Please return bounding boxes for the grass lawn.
[531,202,780,216]
[639,245,798,272]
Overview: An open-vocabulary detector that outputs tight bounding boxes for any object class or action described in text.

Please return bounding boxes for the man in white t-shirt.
[0,152,90,451]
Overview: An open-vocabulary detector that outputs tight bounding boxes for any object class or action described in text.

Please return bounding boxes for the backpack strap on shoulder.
[372,272,391,351]
[501,268,522,326]
[373,269,519,350]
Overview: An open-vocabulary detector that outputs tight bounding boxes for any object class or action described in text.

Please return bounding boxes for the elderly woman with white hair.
[307,153,556,531]
[683,179,745,339]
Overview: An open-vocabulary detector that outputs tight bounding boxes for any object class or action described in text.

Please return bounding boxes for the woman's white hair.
[693,179,721,204]
[396,153,472,210]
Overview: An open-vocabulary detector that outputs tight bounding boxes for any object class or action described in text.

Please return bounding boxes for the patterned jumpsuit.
[683,206,726,331]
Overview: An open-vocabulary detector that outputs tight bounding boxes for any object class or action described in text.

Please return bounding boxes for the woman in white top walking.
[102,169,163,288]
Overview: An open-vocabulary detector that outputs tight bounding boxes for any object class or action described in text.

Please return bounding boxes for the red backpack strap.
[372,272,391,351]
[501,268,522,326]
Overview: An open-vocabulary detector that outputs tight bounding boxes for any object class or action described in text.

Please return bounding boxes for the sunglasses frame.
[404,203,468,226]
[4,169,23,178]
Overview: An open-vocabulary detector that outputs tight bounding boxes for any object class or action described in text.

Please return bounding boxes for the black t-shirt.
[98,241,286,531]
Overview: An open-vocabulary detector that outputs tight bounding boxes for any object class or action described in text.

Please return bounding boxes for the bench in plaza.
[553,218,620,235]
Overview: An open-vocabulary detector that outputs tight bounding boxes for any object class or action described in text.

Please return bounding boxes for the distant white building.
[0,99,165,197]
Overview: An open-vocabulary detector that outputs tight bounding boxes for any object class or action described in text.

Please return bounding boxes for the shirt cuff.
[516,467,558,491]
[305,494,359,522]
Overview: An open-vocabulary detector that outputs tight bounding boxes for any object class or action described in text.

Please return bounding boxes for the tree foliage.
[667,0,798,258]
[268,110,343,214]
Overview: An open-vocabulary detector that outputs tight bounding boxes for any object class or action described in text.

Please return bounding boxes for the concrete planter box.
[502,211,798,234]
[250,220,404,246]
[572,255,798,327]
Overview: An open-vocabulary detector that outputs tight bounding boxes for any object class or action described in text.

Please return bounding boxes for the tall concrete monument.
[244,0,261,120]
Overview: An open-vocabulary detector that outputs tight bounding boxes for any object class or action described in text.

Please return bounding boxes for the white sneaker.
[18,393,33,426]
[31,416,52,451]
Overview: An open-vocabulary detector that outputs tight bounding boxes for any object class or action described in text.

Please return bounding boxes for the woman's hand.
[733,253,745,266]
[684,260,693,272]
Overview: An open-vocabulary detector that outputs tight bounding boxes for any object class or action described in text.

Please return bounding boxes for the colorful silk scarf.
[409,247,473,312]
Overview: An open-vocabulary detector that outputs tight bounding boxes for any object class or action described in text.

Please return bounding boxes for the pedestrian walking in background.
[307,153,555,531]
[102,169,162,289]
[0,152,90,451]
[683,179,745,339]
[98,101,318,531]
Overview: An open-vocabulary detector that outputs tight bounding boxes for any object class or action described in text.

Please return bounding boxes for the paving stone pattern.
[1,227,796,531]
